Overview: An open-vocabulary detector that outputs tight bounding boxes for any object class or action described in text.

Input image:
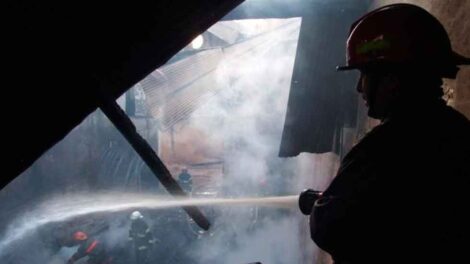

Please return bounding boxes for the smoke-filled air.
[0,1,341,263]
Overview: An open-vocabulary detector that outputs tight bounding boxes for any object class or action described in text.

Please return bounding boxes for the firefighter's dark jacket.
[311,98,470,263]
[129,218,154,249]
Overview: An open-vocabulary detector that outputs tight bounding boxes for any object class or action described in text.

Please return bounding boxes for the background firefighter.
[128,211,157,264]
[67,231,111,264]
[177,167,193,195]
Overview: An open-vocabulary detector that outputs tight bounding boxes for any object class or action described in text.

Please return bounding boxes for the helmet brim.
[336,65,357,71]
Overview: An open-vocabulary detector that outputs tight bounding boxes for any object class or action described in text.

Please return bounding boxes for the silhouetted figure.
[67,231,111,264]
[177,168,193,194]
[308,4,470,264]
[129,211,156,264]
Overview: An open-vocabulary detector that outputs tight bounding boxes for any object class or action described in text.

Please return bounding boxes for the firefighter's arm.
[141,221,157,244]
[67,250,85,264]
[145,228,158,244]
[310,154,382,254]
[148,234,160,244]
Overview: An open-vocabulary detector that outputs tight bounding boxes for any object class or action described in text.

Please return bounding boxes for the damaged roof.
[3,0,372,189]
[3,0,244,189]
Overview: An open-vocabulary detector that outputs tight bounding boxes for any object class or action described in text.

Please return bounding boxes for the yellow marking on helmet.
[357,38,391,55]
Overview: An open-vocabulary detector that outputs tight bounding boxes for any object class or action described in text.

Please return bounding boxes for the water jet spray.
[0,193,299,256]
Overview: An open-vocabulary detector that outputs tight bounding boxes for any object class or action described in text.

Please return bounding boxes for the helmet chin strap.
[364,72,384,120]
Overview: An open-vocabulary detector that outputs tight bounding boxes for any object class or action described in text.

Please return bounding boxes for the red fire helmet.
[73,231,88,241]
[337,4,470,78]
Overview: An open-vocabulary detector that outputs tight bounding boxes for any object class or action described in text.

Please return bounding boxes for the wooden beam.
[99,94,210,230]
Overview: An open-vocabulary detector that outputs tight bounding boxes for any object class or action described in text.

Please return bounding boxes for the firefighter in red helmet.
[304,4,470,264]
[67,231,112,264]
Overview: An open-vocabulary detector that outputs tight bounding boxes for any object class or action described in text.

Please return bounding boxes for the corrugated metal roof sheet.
[140,18,301,131]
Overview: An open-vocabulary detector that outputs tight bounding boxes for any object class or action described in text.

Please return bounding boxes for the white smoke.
[190,215,303,264]
[0,14,317,264]
[181,17,309,264]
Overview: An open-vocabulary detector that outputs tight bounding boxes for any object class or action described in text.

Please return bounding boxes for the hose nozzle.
[298,189,322,215]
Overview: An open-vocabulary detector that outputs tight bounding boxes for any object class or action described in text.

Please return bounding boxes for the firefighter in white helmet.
[128,211,156,264]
